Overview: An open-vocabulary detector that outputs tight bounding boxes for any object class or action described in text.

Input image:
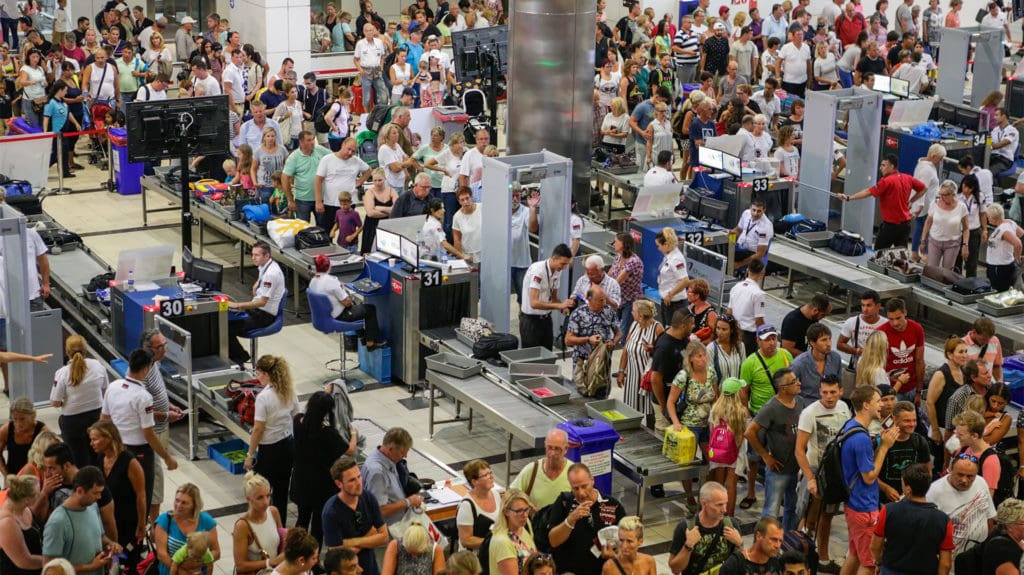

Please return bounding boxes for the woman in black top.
[0,474,44,575]
[89,420,146,570]
[291,391,350,544]
[0,398,48,477]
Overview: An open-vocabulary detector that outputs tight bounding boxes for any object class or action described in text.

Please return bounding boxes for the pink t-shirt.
[964,446,1000,490]
[963,332,1003,374]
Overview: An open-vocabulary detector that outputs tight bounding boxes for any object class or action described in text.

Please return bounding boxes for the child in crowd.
[269,170,288,216]
[218,19,230,45]
[171,532,215,575]
[235,144,256,192]
[761,38,780,82]
[222,158,238,185]
[707,377,747,516]
[332,191,362,249]
[419,55,446,108]
[774,125,800,178]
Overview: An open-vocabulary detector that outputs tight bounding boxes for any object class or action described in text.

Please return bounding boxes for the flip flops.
[739,496,757,510]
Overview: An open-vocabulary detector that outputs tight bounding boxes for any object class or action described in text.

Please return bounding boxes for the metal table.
[592,167,646,221]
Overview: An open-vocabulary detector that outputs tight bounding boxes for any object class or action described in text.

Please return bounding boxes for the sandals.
[739,496,757,510]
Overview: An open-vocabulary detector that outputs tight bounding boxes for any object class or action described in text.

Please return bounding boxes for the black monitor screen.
[956,108,982,131]
[683,189,702,215]
[191,257,223,291]
[700,198,730,224]
[937,102,956,124]
[126,95,231,163]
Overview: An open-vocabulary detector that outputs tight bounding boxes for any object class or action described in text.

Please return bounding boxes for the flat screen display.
[873,75,891,94]
[722,152,742,178]
[375,228,401,258]
[400,235,419,268]
[889,77,910,98]
[698,147,723,171]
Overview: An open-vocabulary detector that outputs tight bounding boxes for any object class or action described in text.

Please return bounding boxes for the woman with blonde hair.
[41,558,74,575]
[18,431,62,481]
[855,331,895,388]
[489,489,536,575]
[447,550,482,575]
[618,298,664,419]
[378,123,412,190]
[143,32,173,77]
[603,516,656,575]
[361,167,400,253]
[233,472,284,575]
[708,378,748,515]
[600,96,630,153]
[154,483,220,575]
[244,355,299,515]
[668,341,719,511]
[981,498,1024,574]
[0,398,48,477]
[0,474,44,574]
[89,420,146,570]
[381,521,445,574]
[50,335,109,466]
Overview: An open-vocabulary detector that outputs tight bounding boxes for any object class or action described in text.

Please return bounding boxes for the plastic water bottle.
[126,270,135,292]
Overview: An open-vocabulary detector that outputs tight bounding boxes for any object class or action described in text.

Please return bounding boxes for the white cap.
[180,16,197,24]
[713,22,726,31]
[114,3,129,12]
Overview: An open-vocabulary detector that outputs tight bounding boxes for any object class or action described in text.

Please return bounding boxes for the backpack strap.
[524,459,541,496]
[849,315,861,369]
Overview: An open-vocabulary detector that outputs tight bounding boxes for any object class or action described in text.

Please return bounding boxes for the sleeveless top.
[106,450,139,545]
[367,191,394,219]
[245,515,281,561]
[5,421,44,476]
[390,63,411,98]
[934,363,962,429]
[87,62,117,101]
[0,516,41,575]
[396,539,436,575]
[689,303,713,336]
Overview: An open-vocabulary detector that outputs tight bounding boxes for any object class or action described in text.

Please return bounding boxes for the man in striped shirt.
[672,14,701,85]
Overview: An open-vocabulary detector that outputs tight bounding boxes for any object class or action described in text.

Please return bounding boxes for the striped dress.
[622,320,663,415]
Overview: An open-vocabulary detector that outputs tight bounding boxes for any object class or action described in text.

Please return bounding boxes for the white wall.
[227,0,313,76]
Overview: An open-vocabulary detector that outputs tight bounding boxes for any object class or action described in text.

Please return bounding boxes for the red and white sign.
[391,278,403,295]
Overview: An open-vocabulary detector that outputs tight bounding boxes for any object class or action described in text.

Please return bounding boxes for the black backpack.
[313,104,332,134]
[955,534,1011,574]
[959,446,1016,505]
[815,424,868,505]
[295,226,332,250]
[366,104,392,134]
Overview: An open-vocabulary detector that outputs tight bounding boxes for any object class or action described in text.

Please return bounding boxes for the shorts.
[845,507,879,567]
[151,428,170,505]
[687,425,710,443]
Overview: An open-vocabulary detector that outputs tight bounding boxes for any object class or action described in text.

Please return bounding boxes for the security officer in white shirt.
[227,241,286,365]
[520,244,575,350]
[100,349,178,507]
[729,198,774,268]
[656,228,690,325]
[989,107,1019,175]
[644,151,679,187]
[727,258,767,353]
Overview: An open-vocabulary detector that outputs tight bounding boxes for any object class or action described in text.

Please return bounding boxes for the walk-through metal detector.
[801,89,883,244]
[937,26,1003,107]
[480,151,572,335]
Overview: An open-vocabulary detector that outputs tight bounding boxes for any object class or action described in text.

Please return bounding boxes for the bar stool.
[243,289,288,366]
[307,291,365,377]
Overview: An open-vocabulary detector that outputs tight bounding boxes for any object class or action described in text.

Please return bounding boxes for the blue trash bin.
[110,127,144,195]
[557,418,620,494]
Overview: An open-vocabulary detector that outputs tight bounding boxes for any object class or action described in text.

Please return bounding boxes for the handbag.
[639,369,653,392]
[32,97,47,114]
[226,379,263,426]
[235,519,275,575]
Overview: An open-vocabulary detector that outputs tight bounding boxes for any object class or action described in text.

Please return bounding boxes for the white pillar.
[228,0,313,76]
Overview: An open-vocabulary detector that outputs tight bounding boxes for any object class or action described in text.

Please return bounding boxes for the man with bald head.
[566,286,621,398]
[509,428,572,508]
[835,2,867,47]
[926,455,996,556]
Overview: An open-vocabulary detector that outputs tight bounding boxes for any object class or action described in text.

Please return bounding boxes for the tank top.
[87,62,116,101]
[396,539,436,575]
[5,421,44,476]
[245,515,281,561]
[934,363,962,429]
[390,63,411,98]
[0,516,41,575]
[106,451,139,545]
[369,191,394,217]
[689,303,713,335]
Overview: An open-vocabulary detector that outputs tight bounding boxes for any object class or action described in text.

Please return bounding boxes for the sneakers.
[654,410,670,433]
[818,560,842,574]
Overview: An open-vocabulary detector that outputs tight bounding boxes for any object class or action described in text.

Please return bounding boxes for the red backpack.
[708,418,739,464]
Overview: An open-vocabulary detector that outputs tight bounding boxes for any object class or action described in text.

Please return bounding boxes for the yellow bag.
[663,426,697,464]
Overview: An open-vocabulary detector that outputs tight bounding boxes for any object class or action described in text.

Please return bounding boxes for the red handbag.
[227,379,263,425]
[640,370,654,392]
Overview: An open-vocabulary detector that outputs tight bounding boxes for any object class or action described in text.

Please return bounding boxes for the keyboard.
[351,278,382,293]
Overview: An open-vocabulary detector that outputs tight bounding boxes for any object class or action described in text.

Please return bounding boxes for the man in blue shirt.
[323,456,388,575]
[762,3,789,44]
[840,385,898,575]
[403,24,425,75]
[629,85,671,172]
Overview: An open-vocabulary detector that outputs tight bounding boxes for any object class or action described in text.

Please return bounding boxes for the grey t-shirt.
[896,3,914,34]
[253,145,290,188]
[754,395,807,474]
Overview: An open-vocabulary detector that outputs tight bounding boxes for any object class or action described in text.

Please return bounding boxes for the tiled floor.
[5,144,986,574]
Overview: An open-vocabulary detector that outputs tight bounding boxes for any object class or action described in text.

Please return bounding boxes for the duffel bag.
[786,218,826,238]
[6,193,41,215]
[3,180,33,196]
[828,230,866,256]
[296,226,332,250]
[952,276,992,294]
[472,333,519,360]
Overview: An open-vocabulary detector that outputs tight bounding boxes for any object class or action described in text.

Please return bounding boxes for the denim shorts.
[687,425,709,443]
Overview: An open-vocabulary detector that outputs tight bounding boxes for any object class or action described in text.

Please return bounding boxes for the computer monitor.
[683,188,703,215]
[937,102,957,124]
[945,169,964,187]
[190,257,223,291]
[399,235,419,268]
[700,197,730,224]
[722,152,742,178]
[889,77,910,98]
[698,147,724,171]
[181,247,195,280]
[873,75,891,94]
[375,228,402,258]
[956,107,982,131]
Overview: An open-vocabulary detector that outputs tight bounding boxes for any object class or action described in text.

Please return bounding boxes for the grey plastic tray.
[795,231,833,248]
[508,362,561,380]
[887,268,920,283]
[866,260,889,275]
[976,300,1024,317]
[500,346,558,365]
[942,286,993,304]
[424,353,484,378]
[517,376,573,405]
[920,275,949,292]
[585,398,644,430]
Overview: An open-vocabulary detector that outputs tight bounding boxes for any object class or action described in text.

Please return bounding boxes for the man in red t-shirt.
[835,2,867,47]
[839,154,927,250]
[877,297,925,405]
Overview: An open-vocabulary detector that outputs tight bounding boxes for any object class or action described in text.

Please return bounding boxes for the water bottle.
[126,270,135,292]
[440,250,449,266]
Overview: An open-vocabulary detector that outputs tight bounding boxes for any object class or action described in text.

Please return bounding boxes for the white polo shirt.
[728,279,766,332]
[570,214,584,242]
[101,376,155,446]
[657,248,688,303]
[991,123,1019,162]
[735,209,774,251]
[254,260,286,315]
[354,37,386,68]
[309,273,351,318]
[521,259,561,316]
[644,166,677,187]
[421,215,446,254]
[969,167,994,203]
[221,62,245,103]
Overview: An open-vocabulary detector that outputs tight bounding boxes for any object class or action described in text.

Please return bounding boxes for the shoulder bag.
[234,519,274,575]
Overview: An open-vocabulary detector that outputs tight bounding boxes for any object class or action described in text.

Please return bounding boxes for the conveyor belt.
[422,327,703,518]
[911,282,1024,348]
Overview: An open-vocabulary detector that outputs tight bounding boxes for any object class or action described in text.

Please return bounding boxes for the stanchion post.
[56,133,65,194]
[107,128,115,193]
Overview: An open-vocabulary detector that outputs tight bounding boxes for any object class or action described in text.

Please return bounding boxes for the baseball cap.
[756,324,778,339]
[402,86,417,96]
[722,377,747,395]
[719,6,730,14]
[115,3,129,12]
[409,22,422,33]
[877,384,895,398]
[426,34,439,42]
[713,22,726,30]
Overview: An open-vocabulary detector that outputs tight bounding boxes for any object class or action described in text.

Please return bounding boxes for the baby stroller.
[86,102,114,170]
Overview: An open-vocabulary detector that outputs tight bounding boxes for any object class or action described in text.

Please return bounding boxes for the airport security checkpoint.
[7,0,1024,573]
